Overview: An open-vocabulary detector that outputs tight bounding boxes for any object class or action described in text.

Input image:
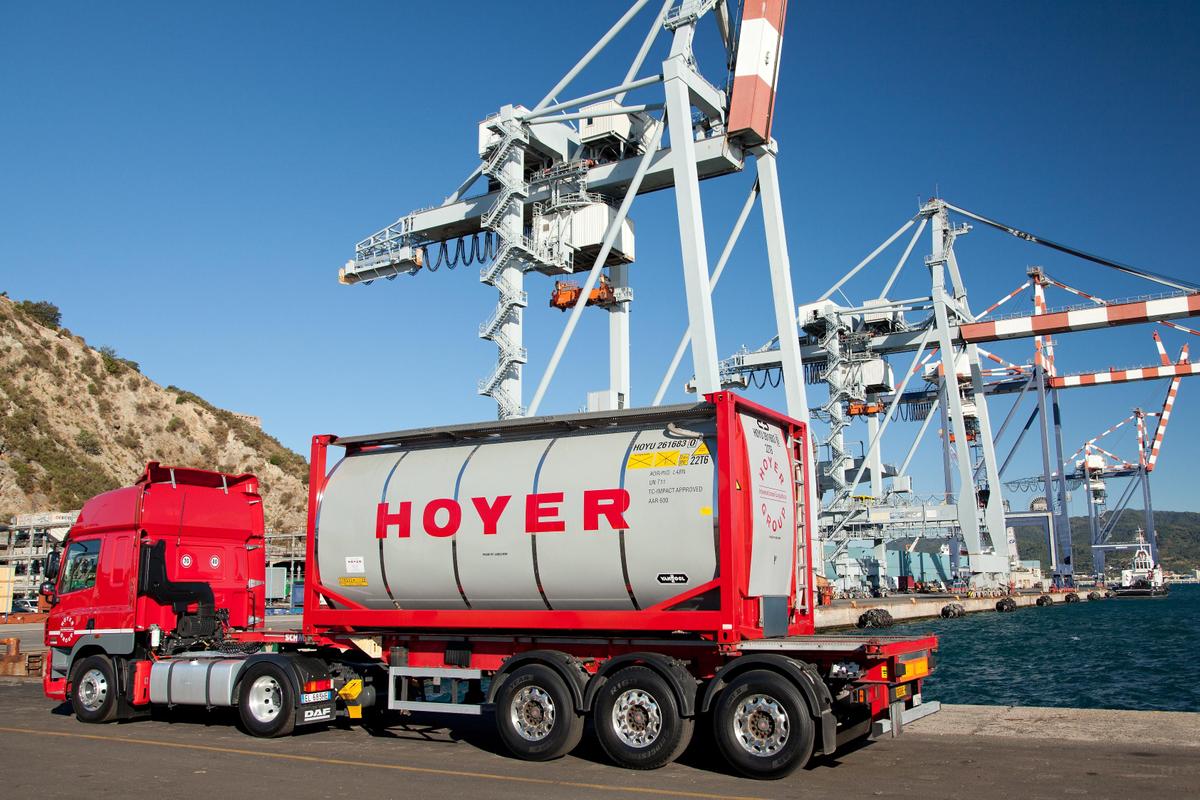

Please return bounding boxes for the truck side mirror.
[44,550,60,580]
[39,581,58,605]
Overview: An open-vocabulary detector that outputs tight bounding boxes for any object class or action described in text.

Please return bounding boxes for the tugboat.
[1110,530,1169,598]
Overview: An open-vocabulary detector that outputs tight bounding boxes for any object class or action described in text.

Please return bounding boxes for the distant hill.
[1014,511,1200,574]
[0,294,308,531]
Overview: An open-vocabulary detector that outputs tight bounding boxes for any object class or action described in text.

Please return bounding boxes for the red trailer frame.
[301,392,814,644]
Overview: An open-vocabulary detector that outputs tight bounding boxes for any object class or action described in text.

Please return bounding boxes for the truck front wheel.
[238,662,297,738]
[712,669,814,780]
[594,666,693,769]
[494,664,583,761]
[71,655,118,724]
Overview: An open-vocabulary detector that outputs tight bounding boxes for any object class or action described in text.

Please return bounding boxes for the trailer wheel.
[593,666,693,770]
[238,662,296,738]
[713,670,814,780]
[70,655,118,724]
[494,664,583,761]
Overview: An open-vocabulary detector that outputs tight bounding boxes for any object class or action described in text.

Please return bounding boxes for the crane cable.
[945,203,1198,293]
[425,232,498,272]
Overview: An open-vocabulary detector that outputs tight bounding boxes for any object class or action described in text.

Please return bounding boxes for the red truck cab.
[43,463,266,703]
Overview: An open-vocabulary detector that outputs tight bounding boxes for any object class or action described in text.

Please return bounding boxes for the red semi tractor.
[42,392,936,779]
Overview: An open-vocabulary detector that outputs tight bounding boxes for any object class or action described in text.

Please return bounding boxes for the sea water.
[882,584,1200,711]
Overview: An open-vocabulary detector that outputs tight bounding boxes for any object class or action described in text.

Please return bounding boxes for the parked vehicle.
[42,393,936,779]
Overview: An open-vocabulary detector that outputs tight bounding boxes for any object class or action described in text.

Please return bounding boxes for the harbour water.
[885,584,1200,712]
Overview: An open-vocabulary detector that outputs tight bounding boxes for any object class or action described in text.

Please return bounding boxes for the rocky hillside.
[0,294,308,531]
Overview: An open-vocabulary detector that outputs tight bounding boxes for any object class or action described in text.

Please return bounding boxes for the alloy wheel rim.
[732,693,790,756]
[248,675,283,723]
[611,688,663,748]
[511,686,556,741]
[78,668,108,712]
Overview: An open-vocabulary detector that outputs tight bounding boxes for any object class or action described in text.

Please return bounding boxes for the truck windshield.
[58,539,100,594]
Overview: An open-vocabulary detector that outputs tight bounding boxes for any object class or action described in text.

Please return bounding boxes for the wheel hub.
[612,689,663,749]
[247,675,283,723]
[77,668,108,712]
[511,686,555,742]
[732,694,790,756]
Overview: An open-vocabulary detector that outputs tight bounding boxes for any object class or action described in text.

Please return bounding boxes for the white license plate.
[301,690,332,704]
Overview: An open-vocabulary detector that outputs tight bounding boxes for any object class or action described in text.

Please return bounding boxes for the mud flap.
[820,708,838,755]
[297,701,336,726]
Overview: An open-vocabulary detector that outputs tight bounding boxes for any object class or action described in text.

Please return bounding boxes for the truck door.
[47,537,103,650]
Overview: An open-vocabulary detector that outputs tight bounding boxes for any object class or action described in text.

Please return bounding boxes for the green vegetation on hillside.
[163,385,308,483]
[0,293,309,520]
[1014,510,1200,574]
[15,299,61,329]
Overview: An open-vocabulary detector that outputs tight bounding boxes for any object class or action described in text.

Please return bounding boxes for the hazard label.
[338,576,368,587]
[627,446,712,470]
[627,450,683,469]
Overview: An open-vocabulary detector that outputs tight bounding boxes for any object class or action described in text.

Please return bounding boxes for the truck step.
[872,698,941,738]
[388,666,485,716]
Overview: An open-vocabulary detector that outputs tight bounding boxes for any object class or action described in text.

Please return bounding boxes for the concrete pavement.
[0,679,1195,799]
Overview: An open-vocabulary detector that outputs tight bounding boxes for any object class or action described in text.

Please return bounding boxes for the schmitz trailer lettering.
[41,393,937,779]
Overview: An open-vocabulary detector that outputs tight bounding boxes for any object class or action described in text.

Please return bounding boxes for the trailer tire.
[712,669,814,780]
[494,663,583,761]
[238,662,297,738]
[71,655,118,724]
[594,666,692,770]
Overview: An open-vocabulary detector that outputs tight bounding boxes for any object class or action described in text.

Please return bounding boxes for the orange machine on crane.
[550,276,619,311]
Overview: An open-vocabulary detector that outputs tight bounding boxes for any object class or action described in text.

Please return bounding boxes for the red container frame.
[302,392,813,644]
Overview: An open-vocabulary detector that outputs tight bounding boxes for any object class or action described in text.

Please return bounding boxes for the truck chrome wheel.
[77,668,109,712]
[70,654,118,724]
[594,666,690,769]
[238,662,297,738]
[247,675,284,724]
[713,670,814,779]
[494,664,583,761]
[731,694,790,756]
[511,686,556,741]
[611,689,663,748]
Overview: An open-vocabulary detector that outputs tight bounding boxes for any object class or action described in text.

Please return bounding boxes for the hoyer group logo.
[375,489,631,539]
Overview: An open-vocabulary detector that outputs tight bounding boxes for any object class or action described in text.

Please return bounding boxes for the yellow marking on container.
[627,452,656,469]
[653,450,681,467]
[693,442,710,456]
[338,577,368,587]
[700,506,713,516]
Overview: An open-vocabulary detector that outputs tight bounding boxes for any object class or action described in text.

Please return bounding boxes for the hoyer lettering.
[375,489,631,539]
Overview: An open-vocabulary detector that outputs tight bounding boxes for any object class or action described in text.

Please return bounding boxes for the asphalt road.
[0,680,1195,800]
[0,622,44,653]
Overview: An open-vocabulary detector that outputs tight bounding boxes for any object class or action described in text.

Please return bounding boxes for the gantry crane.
[714,199,1200,587]
[338,0,810,435]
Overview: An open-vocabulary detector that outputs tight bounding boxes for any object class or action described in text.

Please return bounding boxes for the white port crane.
[717,199,1200,587]
[339,0,809,435]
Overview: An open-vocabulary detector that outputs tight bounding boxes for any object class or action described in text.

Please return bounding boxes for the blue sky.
[2,1,1198,513]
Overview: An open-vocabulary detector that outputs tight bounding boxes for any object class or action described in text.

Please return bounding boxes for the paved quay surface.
[815,591,1103,629]
[0,679,1196,800]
